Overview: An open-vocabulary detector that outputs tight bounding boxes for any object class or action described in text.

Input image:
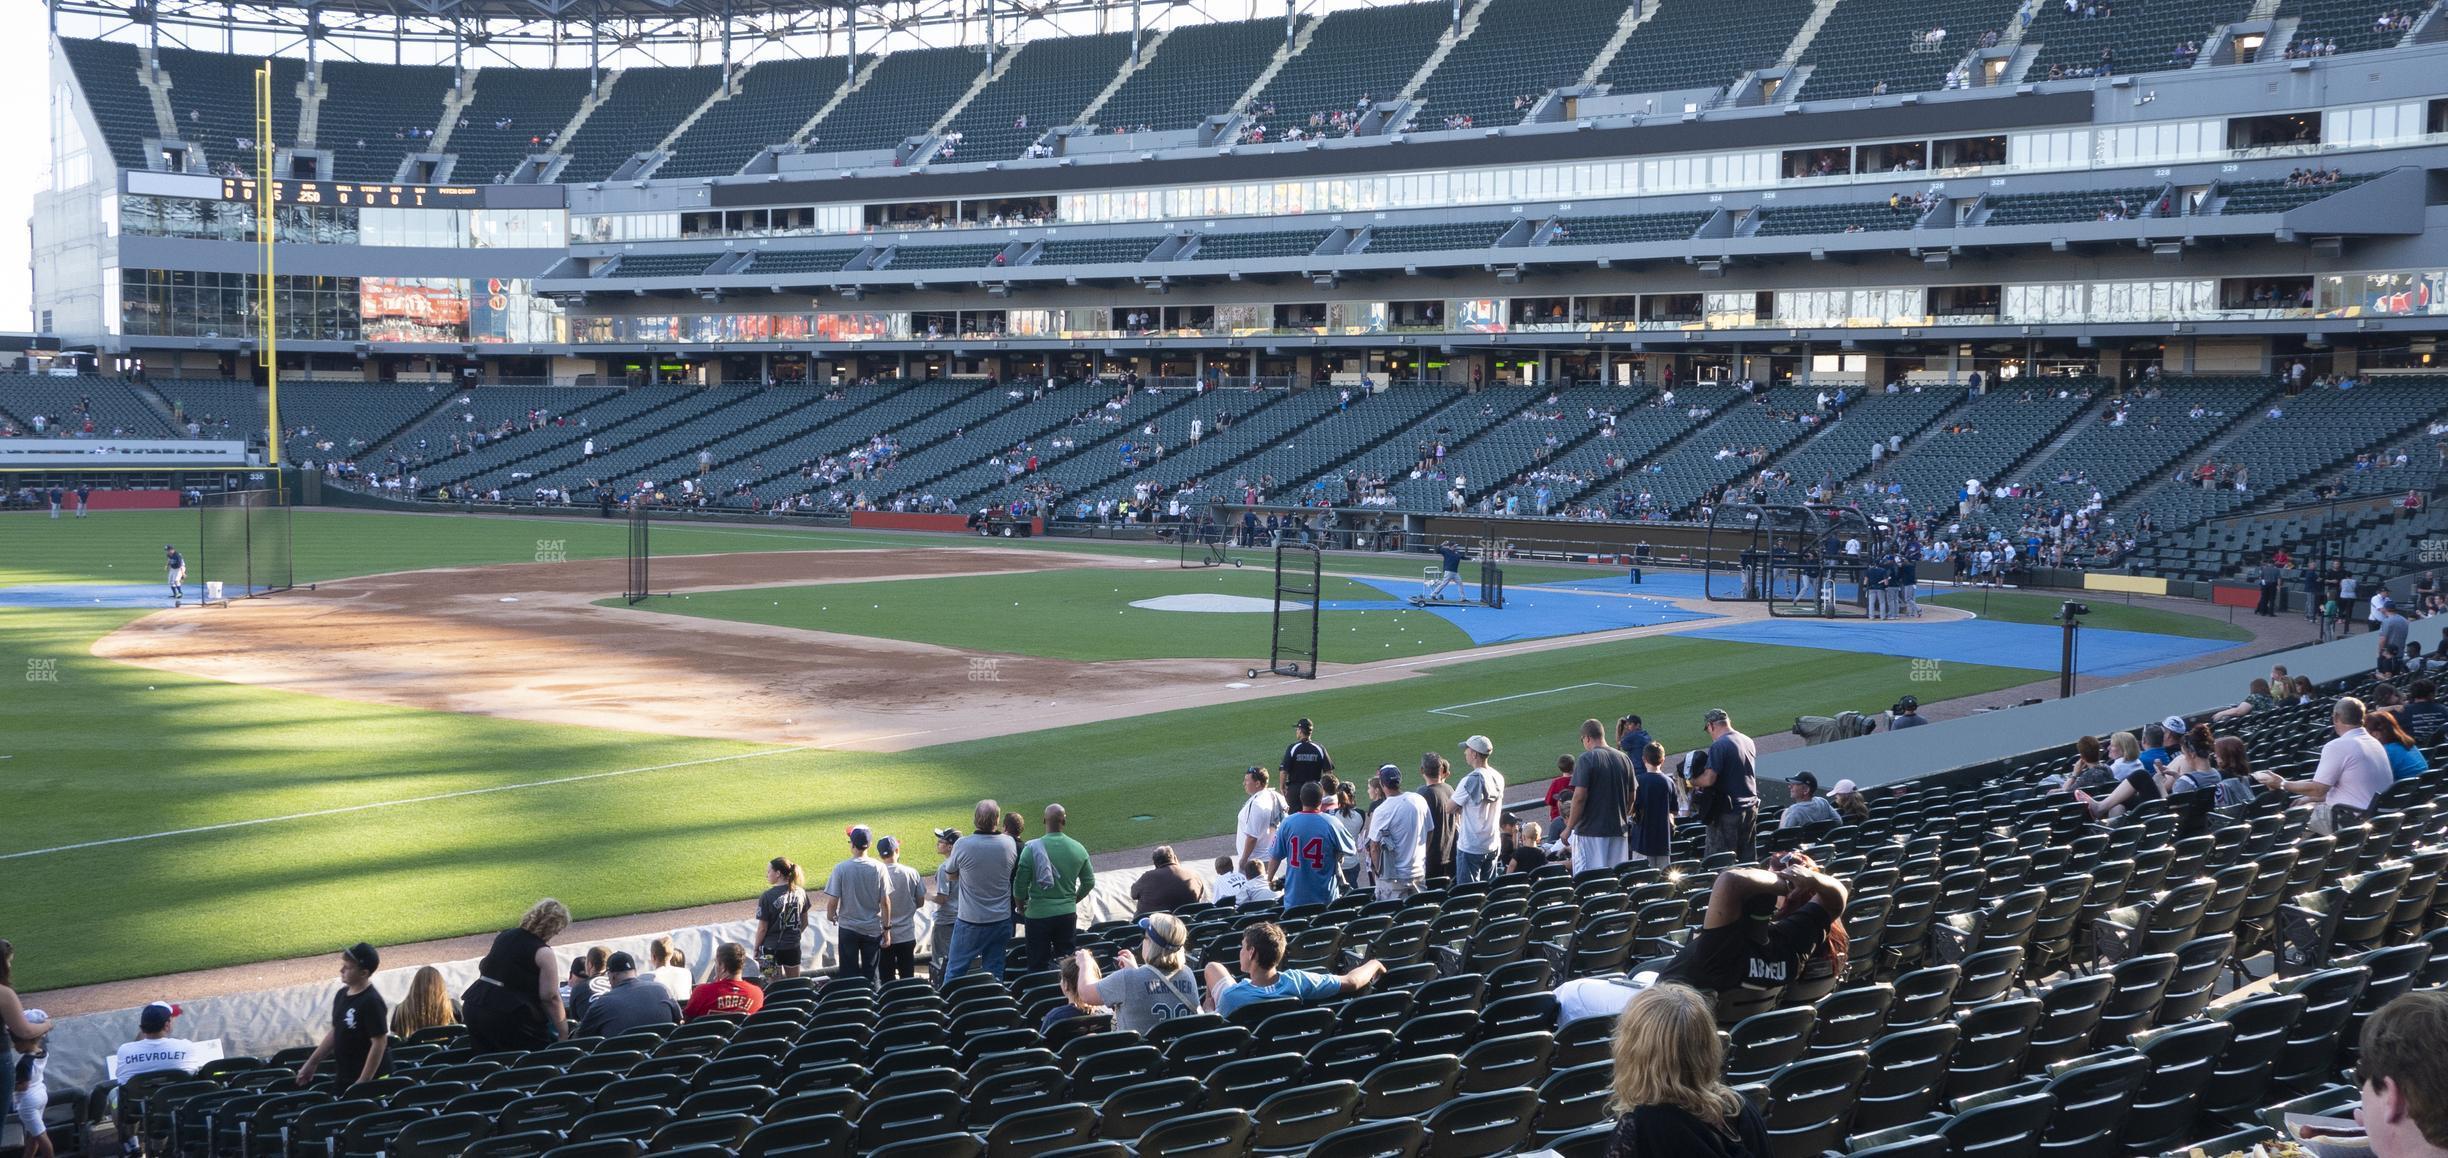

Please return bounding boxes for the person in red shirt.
[1545,754,1576,823]
[682,942,765,1020]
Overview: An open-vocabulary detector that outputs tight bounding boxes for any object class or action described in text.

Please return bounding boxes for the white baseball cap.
[1461,735,1493,756]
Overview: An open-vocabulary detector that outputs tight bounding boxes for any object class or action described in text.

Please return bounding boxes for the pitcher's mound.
[1129,594,1306,613]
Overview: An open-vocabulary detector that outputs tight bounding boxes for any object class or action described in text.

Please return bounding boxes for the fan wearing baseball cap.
[825,825,891,983]
[1777,772,1840,830]
[1364,765,1430,901]
[296,943,386,1090]
[113,1003,207,1080]
[1452,736,1507,885]
[575,951,680,1038]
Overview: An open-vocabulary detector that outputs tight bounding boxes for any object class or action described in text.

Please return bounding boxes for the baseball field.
[6,508,2154,991]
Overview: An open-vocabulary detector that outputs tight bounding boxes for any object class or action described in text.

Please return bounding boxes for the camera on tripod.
[2056,600,2090,620]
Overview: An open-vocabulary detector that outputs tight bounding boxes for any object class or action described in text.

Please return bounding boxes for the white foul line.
[0,745,814,862]
[1428,681,1640,718]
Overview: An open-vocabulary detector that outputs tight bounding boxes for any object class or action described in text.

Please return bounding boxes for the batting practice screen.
[1179,515,1237,569]
[625,502,652,605]
[1266,543,1322,679]
[196,487,294,598]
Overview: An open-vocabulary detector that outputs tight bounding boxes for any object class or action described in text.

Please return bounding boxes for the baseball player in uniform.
[165,545,186,607]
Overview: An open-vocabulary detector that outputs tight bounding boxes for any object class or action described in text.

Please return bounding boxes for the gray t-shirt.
[880,861,926,944]
[1369,792,1430,882]
[826,856,889,938]
[1570,745,1635,837]
[1094,964,1204,1033]
[1779,797,1840,829]
[943,833,1019,925]
[2382,614,2410,654]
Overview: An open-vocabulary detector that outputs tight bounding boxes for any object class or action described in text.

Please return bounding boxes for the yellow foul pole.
[255,62,281,467]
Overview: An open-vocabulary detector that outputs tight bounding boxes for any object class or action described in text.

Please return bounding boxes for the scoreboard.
[218,178,485,207]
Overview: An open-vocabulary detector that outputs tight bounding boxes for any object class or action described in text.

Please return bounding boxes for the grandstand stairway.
[515,387,841,497]
[1078,388,1354,510]
[790,55,890,149]
[963,388,1207,508]
[1578,2,1666,87]
[1390,0,1493,125]
[886,388,1148,505]
[413,387,713,494]
[1420,386,1641,511]
[443,387,774,495]
[1779,0,1853,68]
[982,389,1301,510]
[1291,390,1520,505]
[921,48,1018,142]
[1754,386,1970,497]
[1526,388,1717,511]
[1071,29,1171,130]
[1227,16,1316,117]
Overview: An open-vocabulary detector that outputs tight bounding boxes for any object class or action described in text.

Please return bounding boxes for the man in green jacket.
[1014,803,1096,971]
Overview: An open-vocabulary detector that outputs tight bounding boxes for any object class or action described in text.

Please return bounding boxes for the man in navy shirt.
[1616,715,1653,764]
[1269,783,1355,909]
[1696,708,1761,863]
[1425,541,1469,602]
[164,545,186,607]
[1630,741,1677,871]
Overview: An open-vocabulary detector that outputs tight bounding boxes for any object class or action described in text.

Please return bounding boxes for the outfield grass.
[5,509,2049,989]
[0,508,1604,588]
[1924,590,2252,642]
[623,567,1476,661]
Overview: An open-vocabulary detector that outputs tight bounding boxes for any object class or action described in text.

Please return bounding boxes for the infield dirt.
[90,546,1779,750]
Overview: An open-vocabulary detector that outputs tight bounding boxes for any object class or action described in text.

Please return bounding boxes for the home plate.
[1128,594,1304,612]
[1225,682,1252,689]
[500,597,519,602]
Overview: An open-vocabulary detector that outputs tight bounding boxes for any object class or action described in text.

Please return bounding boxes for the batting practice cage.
[1254,543,1322,680]
[1178,511,1241,569]
[196,487,294,602]
[1700,502,1888,618]
[624,502,652,605]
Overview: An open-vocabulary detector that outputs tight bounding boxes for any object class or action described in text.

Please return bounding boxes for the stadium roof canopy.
[55,0,1293,63]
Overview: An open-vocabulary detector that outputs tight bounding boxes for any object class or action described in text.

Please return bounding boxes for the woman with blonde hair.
[648,937,692,1001]
[461,898,573,1050]
[2077,730,2162,819]
[1606,982,1768,1155]
[1072,912,1201,1034]
[390,966,458,1038]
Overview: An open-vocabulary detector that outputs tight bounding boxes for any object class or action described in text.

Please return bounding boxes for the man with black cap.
[296,943,386,1090]
[1657,853,1848,1009]
[826,825,891,982]
[1888,695,1926,730]
[574,951,680,1037]
[1282,718,1334,800]
[1778,772,1840,829]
